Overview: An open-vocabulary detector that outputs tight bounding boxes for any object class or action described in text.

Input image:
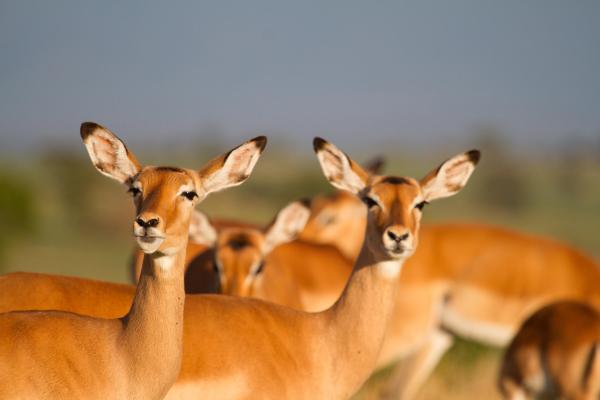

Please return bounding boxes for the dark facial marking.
[227,234,251,251]
[155,166,185,173]
[382,176,410,185]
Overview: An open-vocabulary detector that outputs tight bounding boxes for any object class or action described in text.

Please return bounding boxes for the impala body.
[131,176,600,398]
[0,123,266,399]
[0,139,480,399]
[499,301,600,400]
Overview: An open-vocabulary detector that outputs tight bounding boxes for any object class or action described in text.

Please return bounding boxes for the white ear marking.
[188,210,217,246]
[198,136,267,195]
[263,201,311,254]
[420,150,480,201]
[313,137,368,194]
[80,122,141,184]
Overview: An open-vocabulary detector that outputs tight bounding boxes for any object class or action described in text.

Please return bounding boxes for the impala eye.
[253,261,265,275]
[362,196,378,209]
[128,187,141,197]
[212,255,221,275]
[181,191,198,201]
[415,201,429,211]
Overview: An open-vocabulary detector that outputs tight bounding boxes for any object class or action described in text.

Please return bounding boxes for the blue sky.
[1,1,599,150]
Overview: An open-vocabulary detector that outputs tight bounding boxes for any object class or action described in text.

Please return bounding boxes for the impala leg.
[380,329,453,400]
[497,372,530,400]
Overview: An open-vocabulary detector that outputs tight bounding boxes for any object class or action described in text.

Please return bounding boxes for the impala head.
[299,156,385,251]
[80,122,267,256]
[190,201,310,295]
[314,138,480,261]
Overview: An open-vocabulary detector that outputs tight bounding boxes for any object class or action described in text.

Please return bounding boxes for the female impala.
[129,155,384,293]
[184,204,350,311]
[0,139,479,399]
[0,123,266,399]
[282,167,600,399]
[499,301,600,400]
[131,201,348,309]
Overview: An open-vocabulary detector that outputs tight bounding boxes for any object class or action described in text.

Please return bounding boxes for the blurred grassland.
[0,136,598,399]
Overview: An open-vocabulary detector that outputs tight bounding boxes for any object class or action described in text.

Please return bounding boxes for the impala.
[0,123,266,399]
[280,170,600,399]
[130,203,349,310]
[0,139,479,399]
[499,301,600,400]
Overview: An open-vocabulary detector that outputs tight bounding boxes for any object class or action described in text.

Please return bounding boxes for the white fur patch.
[263,202,310,253]
[188,210,217,246]
[441,307,514,346]
[83,128,139,183]
[316,145,366,194]
[165,373,250,399]
[376,260,403,280]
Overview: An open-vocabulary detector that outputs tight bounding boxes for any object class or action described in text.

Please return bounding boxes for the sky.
[1,1,599,151]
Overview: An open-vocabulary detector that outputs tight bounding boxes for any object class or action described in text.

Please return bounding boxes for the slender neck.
[317,234,405,396]
[121,240,187,397]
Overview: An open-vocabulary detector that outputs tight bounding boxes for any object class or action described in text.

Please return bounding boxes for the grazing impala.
[0,123,266,399]
[0,139,479,399]
[499,301,600,400]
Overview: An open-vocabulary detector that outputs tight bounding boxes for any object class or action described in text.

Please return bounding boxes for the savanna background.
[1,2,599,399]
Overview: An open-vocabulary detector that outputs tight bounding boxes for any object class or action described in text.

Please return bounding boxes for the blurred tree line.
[0,127,598,276]
[0,171,36,270]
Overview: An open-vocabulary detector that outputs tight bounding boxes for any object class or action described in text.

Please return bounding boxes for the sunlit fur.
[213,228,266,296]
[131,168,199,256]
[499,301,600,400]
[361,176,424,261]
[0,122,266,400]
[0,138,478,400]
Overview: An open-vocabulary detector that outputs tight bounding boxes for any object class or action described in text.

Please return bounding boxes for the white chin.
[137,237,165,254]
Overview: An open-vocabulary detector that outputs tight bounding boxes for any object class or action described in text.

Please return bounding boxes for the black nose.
[387,230,409,242]
[136,217,159,229]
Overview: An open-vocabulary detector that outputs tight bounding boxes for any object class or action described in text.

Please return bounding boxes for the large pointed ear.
[197,136,267,195]
[80,122,142,184]
[188,210,218,247]
[313,137,370,194]
[363,155,385,176]
[263,200,311,254]
[420,150,480,201]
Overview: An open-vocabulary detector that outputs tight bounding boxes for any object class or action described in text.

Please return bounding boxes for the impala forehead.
[133,167,196,192]
[217,229,264,251]
[367,176,422,208]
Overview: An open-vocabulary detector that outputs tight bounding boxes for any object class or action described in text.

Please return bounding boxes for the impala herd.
[0,122,597,400]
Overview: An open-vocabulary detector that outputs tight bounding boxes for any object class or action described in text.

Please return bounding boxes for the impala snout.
[382,226,414,257]
[134,213,166,254]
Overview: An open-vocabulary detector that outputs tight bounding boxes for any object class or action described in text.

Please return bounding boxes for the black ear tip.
[80,121,102,139]
[313,137,327,152]
[364,155,385,174]
[466,149,481,164]
[250,136,268,152]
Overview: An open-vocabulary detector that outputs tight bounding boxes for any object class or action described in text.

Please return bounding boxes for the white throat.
[375,259,403,280]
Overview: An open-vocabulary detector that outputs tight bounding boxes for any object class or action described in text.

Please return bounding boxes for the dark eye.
[128,187,141,197]
[362,196,378,209]
[253,261,265,275]
[415,201,429,211]
[181,191,198,201]
[212,255,221,274]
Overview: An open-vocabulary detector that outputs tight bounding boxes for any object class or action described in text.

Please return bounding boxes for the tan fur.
[131,159,599,399]
[0,123,266,399]
[293,178,600,398]
[0,139,478,399]
[499,301,600,400]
